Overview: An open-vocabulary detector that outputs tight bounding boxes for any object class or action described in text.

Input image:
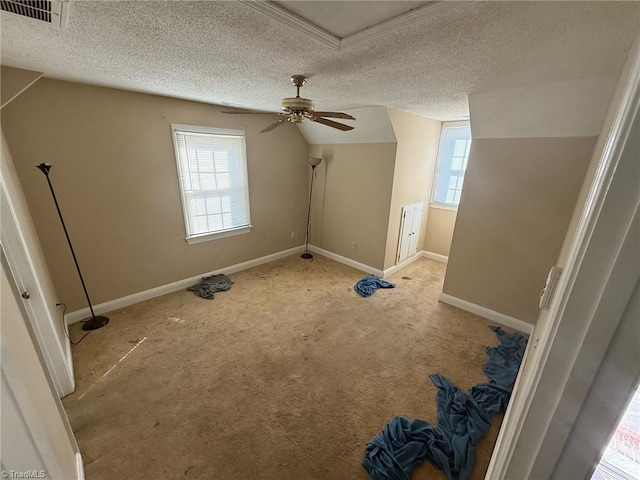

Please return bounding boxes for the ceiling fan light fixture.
[290,113,304,123]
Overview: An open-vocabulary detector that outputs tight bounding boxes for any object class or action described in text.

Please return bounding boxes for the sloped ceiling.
[470,75,619,140]
[297,106,395,144]
[1,1,638,121]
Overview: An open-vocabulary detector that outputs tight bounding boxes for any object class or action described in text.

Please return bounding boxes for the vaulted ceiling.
[1,1,638,120]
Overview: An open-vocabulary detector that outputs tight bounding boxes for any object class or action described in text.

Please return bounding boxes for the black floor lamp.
[301,156,322,260]
[37,163,109,331]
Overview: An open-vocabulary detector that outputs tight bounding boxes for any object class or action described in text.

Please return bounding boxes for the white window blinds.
[431,122,472,207]
[172,124,251,241]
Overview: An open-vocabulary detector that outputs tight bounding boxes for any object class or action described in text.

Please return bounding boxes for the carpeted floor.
[63,255,514,480]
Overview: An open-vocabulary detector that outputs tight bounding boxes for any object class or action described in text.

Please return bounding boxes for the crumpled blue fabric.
[363,327,527,480]
[355,275,396,297]
[483,326,528,387]
[363,416,447,480]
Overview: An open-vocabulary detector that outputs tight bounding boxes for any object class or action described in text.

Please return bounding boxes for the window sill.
[429,202,459,212]
[186,225,252,245]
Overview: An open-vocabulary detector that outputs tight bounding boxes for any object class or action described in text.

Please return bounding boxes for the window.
[171,124,251,244]
[431,121,472,209]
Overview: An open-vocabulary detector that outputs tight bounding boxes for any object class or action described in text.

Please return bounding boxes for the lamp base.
[301,253,313,260]
[82,315,109,331]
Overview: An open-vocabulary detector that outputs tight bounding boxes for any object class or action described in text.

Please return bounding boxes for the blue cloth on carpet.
[363,416,446,480]
[483,326,528,387]
[363,327,527,480]
[355,275,396,297]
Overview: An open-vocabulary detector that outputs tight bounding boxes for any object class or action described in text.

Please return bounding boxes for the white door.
[408,205,423,258]
[0,182,74,396]
[397,203,423,264]
[1,253,83,479]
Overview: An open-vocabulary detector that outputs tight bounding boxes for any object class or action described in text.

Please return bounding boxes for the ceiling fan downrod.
[291,74,307,98]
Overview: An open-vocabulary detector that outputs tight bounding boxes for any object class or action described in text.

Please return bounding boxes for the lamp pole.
[301,157,322,259]
[36,163,109,331]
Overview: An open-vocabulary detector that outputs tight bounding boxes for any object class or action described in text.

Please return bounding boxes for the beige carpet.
[63,255,512,480]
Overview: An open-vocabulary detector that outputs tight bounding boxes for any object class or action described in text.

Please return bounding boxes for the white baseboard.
[76,451,85,480]
[421,250,449,263]
[383,250,448,277]
[383,252,423,277]
[65,246,302,324]
[438,292,534,334]
[308,245,384,277]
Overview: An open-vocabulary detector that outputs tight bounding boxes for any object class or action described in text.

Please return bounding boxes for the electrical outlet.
[214,248,220,257]
[351,241,357,250]
[290,231,296,239]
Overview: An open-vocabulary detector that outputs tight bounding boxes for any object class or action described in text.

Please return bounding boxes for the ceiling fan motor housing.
[281,97,314,114]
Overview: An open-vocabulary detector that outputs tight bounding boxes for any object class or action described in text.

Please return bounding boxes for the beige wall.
[423,207,457,257]
[308,143,397,269]
[384,108,441,269]
[443,137,596,324]
[443,73,619,325]
[2,79,309,311]
[1,66,42,108]
[308,108,442,271]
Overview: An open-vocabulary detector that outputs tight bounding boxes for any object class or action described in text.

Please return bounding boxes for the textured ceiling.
[1,1,638,120]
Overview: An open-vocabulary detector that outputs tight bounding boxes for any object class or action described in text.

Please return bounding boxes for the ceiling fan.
[223,75,355,133]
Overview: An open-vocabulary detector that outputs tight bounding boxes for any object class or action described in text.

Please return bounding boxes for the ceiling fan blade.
[311,111,355,120]
[310,116,354,131]
[260,118,289,133]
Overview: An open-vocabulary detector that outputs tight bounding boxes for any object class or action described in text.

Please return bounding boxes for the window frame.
[171,123,252,245]
[430,120,472,211]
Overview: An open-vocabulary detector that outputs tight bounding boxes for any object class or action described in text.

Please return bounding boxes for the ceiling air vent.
[1,0,68,28]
